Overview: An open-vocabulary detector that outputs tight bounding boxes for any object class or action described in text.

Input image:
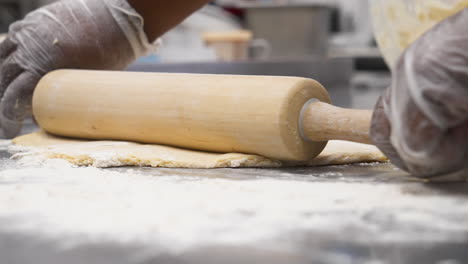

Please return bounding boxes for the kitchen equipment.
[202,30,270,61]
[371,0,468,69]
[332,0,374,48]
[33,70,371,162]
[243,3,335,59]
[203,30,253,61]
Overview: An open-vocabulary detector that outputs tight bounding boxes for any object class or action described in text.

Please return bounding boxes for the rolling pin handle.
[300,101,373,145]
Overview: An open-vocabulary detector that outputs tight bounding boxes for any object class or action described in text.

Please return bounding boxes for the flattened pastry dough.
[12,131,387,168]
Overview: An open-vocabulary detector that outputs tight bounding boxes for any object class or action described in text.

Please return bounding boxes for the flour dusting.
[0,141,467,255]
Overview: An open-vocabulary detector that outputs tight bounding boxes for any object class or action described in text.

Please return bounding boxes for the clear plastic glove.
[370,9,468,180]
[0,0,158,138]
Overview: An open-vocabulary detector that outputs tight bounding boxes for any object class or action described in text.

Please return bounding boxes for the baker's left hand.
[0,0,158,138]
[370,9,468,180]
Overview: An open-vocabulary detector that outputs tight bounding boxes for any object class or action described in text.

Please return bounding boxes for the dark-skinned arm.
[128,0,212,41]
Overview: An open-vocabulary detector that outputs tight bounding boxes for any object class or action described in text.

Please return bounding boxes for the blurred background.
[0,0,391,109]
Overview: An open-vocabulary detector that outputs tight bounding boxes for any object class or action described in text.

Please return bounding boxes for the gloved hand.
[0,0,158,138]
[370,9,468,180]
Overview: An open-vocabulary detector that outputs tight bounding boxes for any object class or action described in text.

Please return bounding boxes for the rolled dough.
[12,131,387,168]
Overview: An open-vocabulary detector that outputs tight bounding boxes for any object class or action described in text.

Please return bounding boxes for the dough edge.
[12,131,388,168]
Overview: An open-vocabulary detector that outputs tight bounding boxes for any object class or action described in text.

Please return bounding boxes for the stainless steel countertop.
[1,121,468,264]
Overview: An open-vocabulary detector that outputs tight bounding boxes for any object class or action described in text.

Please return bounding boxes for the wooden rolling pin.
[33,70,372,161]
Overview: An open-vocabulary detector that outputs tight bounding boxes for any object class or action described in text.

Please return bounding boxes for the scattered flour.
[0,140,467,256]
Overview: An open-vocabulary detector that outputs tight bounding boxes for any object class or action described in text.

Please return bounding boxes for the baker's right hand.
[0,0,157,138]
[370,9,468,180]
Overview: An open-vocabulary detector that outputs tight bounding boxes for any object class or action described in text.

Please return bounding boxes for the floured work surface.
[12,131,387,168]
[3,130,468,264]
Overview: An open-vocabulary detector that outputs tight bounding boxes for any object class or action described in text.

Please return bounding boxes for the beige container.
[202,30,252,61]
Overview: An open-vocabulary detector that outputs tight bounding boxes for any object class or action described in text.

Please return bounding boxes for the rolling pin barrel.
[33,70,371,161]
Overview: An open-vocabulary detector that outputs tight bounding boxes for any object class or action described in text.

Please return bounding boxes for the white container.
[371,0,468,69]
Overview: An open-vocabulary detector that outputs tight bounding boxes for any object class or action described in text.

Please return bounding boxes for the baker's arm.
[128,0,211,41]
[0,0,209,138]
